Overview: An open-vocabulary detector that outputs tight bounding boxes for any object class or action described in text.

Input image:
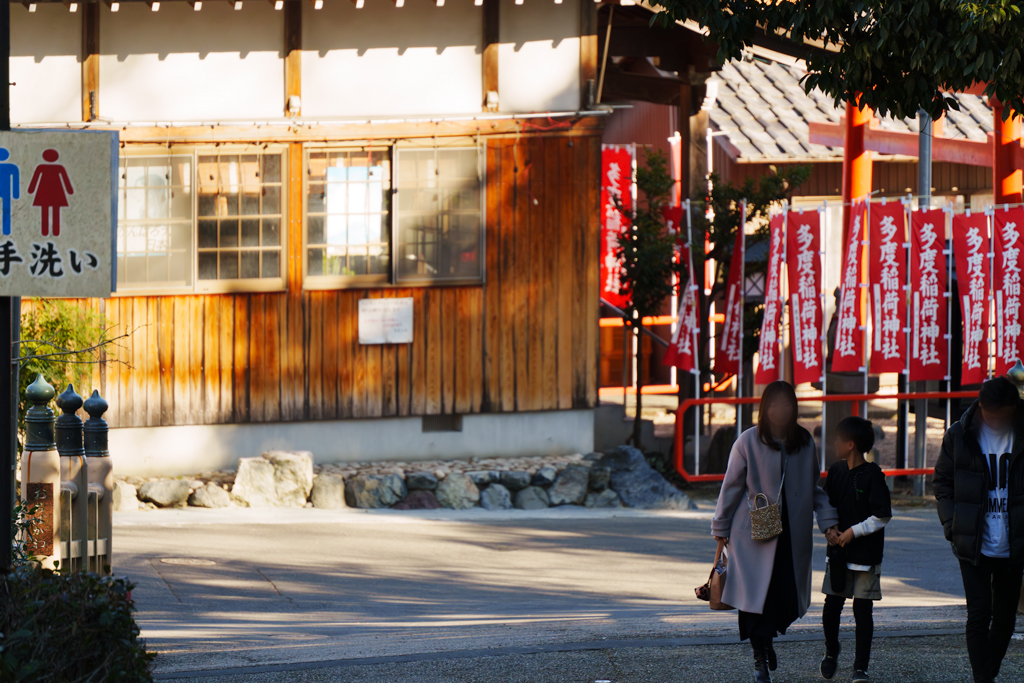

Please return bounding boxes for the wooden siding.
[87,135,600,429]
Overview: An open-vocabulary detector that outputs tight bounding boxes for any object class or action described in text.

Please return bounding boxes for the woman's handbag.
[694,542,734,610]
[750,450,789,541]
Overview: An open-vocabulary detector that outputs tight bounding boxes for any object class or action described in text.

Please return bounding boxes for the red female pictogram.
[27,149,74,237]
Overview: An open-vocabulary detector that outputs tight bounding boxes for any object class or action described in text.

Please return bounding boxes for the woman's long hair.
[757,381,808,451]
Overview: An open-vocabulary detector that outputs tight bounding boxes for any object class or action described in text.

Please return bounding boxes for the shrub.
[0,565,154,683]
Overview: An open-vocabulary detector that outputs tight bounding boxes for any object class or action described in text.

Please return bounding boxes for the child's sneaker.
[852,670,870,683]
[819,648,839,679]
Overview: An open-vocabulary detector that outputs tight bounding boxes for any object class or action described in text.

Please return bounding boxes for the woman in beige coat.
[712,381,839,683]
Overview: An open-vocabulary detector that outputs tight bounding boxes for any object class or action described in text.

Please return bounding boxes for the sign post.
[0,19,116,568]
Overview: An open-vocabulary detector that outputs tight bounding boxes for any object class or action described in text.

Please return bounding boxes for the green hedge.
[0,565,154,682]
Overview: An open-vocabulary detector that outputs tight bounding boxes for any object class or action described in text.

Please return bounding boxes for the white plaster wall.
[99,3,284,122]
[498,0,581,113]
[109,409,595,477]
[10,4,82,124]
[301,0,482,118]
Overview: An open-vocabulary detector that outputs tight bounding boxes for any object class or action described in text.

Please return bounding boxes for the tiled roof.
[712,56,994,162]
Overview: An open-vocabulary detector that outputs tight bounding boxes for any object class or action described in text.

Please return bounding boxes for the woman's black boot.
[765,640,777,671]
[752,648,772,683]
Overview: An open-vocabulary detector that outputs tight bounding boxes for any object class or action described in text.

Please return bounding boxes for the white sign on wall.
[358,297,414,344]
[0,130,118,298]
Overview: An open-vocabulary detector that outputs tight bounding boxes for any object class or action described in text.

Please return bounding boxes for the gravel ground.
[158,633,1022,683]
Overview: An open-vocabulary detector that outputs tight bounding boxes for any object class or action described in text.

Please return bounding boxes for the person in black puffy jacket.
[934,376,1024,683]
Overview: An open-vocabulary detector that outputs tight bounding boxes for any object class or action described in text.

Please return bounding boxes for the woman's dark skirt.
[737,485,800,641]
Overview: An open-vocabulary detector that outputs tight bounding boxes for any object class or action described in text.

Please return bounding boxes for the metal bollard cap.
[83,390,110,458]
[24,374,56,452]
[55,384,85,458]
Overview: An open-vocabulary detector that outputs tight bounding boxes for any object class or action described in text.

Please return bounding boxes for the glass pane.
[169,251,190,285]
[349,247,367,276]
[125,255,147,283]
[262,154,281,183]
[219,220,239,248]
[198,220,217,249]
[263,186,280,215]
[325,215,346,246]
[197,193,216,217]
[124,226,146,253]
[307,248,324,277]
[126,188,146,221]
[171,223,191,250]
[307,216,324,245]
[197,252,217,280]
[307,183,325,214]
[147,225,170,252]
[240,251,260,279]
[262,218,281,247]
[263,250,280,278]
[219,252,238,280]
[241,219,260,247]
[307,153,327,183]
[170,188,191,218]
[147,255,167,281]
[241,192,260,216]
[348,215,367,246]
[218,193,238,217]
[147,188,170,219]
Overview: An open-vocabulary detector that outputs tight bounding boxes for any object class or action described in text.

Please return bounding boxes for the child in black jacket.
[819,416,892,683]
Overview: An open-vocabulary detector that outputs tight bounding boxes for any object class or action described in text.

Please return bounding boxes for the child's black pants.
[822,594,873,671]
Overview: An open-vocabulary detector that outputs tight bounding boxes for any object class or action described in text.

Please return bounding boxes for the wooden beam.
[809,119,995,167]
[284,0,301,117]
[110,117,608,144]
[482,0,499,112]
[580,0,597,109]
[677,84,690,201]
[82,0,99,122]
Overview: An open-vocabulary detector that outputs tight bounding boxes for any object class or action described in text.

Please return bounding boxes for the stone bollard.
[56,384,88,573]
[84,390,112,574]
[19,374,60,570]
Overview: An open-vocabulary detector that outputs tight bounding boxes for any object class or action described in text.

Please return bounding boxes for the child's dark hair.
[836,416,875,455]
[978,376,1020,410]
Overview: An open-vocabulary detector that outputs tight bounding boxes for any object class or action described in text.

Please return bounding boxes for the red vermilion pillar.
[992,99,1023,205]
[841,99,873,233]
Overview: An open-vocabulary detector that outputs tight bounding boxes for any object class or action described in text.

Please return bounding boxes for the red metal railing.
[673,390,979,483]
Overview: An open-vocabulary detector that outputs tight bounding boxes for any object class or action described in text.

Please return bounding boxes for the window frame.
[392,144,486,287]
[301,141,487,291]
[302,143,393,290]
[114,144,288,297]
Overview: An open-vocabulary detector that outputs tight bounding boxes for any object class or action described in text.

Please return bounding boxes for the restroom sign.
[0,130,117,297]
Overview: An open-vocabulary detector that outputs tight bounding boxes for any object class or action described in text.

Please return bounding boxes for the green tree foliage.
[18,300,109,438]
[692,165,812,364]
[614,150,684,448]
[656,0,1024,120]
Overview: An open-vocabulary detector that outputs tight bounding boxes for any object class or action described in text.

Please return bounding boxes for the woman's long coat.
[711,426,838,616]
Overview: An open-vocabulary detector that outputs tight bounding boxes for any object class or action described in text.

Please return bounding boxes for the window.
[196,153,283,284]
[116,148,286,294]
[117,156,193,289]
[305,148,390,287]
[395,148,483,285]
[302,144,485,289]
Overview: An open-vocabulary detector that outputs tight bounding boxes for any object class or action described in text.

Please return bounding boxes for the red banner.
[600,145,633,309]
[832,202,866,372]
[909,209,949,381]
[868,201,907,374]
[755,213,786,384]
[664,226,700,373]
[786,209,823,385]
[716,221,745,375]
[993,207,1024,375]
[953,211,991,385]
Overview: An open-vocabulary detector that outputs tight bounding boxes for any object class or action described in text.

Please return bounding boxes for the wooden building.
[12,0,607,476]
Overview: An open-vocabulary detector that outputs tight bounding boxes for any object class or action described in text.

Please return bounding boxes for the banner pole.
[736,200,746,440]
[780,202,788,380]
[686,199,701,476]
[820,200,828,472]
[944,203,953,435]
[904,195,913,482]
[987,206,995,380]
[862,199,870,418]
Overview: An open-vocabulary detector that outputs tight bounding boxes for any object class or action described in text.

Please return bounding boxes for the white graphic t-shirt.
[978,424,1013,559]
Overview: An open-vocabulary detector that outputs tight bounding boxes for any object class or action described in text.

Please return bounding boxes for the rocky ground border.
[113,447,696,513]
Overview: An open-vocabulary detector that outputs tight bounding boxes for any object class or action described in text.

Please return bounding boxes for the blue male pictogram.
[0,148,20,236]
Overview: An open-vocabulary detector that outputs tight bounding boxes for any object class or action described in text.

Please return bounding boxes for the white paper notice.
[358,297,414,344]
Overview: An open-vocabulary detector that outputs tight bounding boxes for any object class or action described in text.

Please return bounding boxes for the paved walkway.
[112,504,1019,680]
